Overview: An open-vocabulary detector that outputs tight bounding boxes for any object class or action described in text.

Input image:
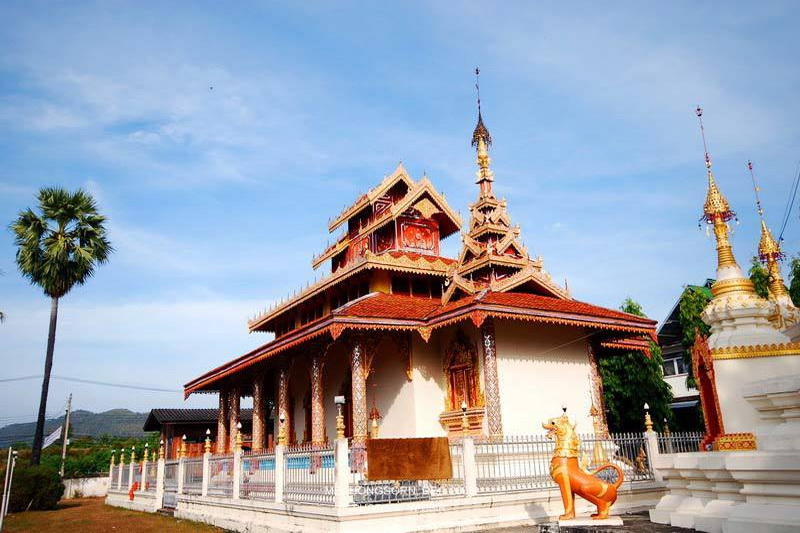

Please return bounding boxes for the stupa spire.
[695,107,750,292]
[472,68,494,200]
[749,161,791,300]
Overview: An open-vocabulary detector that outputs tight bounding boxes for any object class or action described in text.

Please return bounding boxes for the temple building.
[183,109,658,453]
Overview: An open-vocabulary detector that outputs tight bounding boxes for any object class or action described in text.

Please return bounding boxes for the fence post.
[644,430,663,483]
[177,457,185,495]
[154,457,165,511]
[334,437,350,508]
[232,448,242,500]
[202,451,210,497]
[274,444,285,503]
[140,456,148,493]
[117,462,123,491]
[462,436,478,497]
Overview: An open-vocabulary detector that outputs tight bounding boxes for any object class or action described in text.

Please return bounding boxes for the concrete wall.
[664,373,697,400]
[64,475,109,498]
[410,332,448,437]
[369,336,417,438]
[494,320,595,435]
[715,354,800,435]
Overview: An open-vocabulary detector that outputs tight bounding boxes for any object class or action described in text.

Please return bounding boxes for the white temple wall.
[323,343,349,443]
[494,320,594,435]
[714,355,800,436]
[370,336,417,438]
[410,332,447,437]
[288,356,310,443]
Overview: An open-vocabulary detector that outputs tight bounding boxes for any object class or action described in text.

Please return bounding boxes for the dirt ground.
[2,497,224,532]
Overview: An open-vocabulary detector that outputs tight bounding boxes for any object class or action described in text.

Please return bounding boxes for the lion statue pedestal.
[543,411,624,525]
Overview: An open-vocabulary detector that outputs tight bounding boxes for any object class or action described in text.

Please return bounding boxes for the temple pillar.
[216,389,229,454]
[228,386,241,453]
[310,354,326,445]
[481,318,503,437]
[277,362,290,444]
[350,339,368,444]
[252,372,266,451]
[587,342,610,436]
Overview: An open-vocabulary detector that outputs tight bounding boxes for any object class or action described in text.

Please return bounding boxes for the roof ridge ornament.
[472,67,494,200]
[749,161,792,303]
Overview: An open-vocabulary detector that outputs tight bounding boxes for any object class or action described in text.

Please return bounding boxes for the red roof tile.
[336,293,440,321]
[474,292,656,325]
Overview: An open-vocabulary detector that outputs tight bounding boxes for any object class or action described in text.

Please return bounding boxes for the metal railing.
[284,443,335,505]
[120,464,130,488]
[208,454,235,497]
[164,460,179,488]
[132,462,141,488]
[183,457,203,495]
[475,434,554,493]
[240,451,276,501]
[144,461,157,492]
[474,433,654,494]
[657,431,704,454]
[111,464,119,487]
[349,440,466,504]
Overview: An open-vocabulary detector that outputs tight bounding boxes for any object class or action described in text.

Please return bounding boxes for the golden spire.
[750,161,790,299]
[472,67,494,199]
[696,107,744,273]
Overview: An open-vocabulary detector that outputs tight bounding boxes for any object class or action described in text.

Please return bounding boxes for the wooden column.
[228,386,241,453]
[350,339,368,444]
[252,372,266,451]
[216,389,229,454]
[277,363,290,443]
[481,318,503,437]
[310,354,326,445]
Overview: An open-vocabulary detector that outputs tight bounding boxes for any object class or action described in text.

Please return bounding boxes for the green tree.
[748,257,769,299]
[10,188,112,465]
[598,298,674,433]
[678,285,712,389]
[789,255,800,307]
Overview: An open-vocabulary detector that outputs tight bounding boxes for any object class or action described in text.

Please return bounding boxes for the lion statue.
[543,412,623,520]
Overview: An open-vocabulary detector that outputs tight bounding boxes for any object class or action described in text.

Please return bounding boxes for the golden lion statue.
[543,412,623,520]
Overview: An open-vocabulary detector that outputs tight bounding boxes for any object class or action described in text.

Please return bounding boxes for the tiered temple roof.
[185,109,657,397]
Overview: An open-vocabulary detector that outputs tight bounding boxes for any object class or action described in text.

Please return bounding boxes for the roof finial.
[695,107,748,282]
[472,67,494,199]
[749,161,789,299]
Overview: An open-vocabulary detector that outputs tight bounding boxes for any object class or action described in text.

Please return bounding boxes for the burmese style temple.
[183,110,657,454]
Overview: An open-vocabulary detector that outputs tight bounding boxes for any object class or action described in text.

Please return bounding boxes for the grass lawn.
[2,497,224,532]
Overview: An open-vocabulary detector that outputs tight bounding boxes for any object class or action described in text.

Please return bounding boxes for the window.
[392,276,410,295]
[411,278,429,297]
[662,357,687,376]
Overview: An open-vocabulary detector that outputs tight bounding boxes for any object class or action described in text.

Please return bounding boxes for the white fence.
[284,443,336,505]
[240,451,275,500]
[107,430,708,511]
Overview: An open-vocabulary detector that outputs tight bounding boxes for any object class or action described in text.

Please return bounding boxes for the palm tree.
[10,187,112,465]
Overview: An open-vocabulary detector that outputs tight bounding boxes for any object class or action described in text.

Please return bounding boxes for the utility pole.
[59,394,72,478]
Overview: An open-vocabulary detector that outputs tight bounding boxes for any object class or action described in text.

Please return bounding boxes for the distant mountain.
[0,409,149,447]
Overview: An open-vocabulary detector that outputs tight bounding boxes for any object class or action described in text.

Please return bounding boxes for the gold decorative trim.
[712,433,757,451]
[711,277,756,297]
[712,342,800,360]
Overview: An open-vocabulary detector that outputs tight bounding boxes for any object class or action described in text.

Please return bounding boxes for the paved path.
[490,512,691,532]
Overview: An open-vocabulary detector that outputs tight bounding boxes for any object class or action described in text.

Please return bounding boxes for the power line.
[778,158,800,241]
[0,375,181,393]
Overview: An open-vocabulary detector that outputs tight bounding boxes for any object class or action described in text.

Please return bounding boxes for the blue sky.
[1,1,798,424]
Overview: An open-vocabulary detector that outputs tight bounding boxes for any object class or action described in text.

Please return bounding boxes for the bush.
[7,465,64,512]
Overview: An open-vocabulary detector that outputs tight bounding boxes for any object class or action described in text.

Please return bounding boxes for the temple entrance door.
[449,364,477,410]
